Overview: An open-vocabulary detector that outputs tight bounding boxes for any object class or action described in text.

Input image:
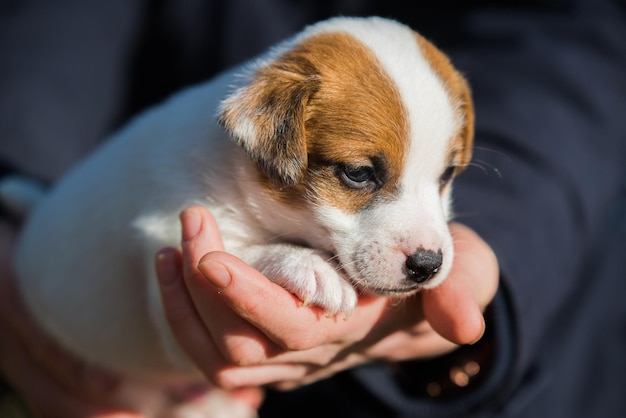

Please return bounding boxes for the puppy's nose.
[405,249,443,284]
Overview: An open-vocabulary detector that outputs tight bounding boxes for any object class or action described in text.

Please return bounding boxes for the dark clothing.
[2,1,626,417]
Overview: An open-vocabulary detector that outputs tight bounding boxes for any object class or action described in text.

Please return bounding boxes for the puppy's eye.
[439,166,456,189]
[338,165,376,189]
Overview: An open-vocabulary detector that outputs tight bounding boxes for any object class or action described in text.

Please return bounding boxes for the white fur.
[6,17,465,417]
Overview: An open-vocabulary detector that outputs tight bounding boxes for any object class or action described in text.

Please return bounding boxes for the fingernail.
[156,250,179,286]
[181,209,202,241]
[198,260,232,289]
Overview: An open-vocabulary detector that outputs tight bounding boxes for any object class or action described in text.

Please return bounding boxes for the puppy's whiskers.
[467,159,502,178]
[473,146,511,160]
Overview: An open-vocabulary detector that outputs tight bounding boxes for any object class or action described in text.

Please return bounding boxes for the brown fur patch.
[301,33,409,213]
[242,32,410,213]
[416,34,475,174]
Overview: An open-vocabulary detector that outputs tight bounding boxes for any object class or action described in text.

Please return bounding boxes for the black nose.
[405,249,443,284]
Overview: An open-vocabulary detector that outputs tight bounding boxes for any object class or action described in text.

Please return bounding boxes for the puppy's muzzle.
[405,249,443,284]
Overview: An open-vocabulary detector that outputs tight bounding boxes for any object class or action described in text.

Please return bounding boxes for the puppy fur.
[8,17,473,416]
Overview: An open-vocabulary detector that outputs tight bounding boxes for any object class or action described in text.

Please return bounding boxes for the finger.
[422,278,485,345]
[177,206,269,364]
[157,244,271,390]
[176,209,279,367]
[196,251,389,350]
[422,223,499,345]
[448,223,500,308]
[213,363,311,389]
[155,247,229,382]
[365,320,459,361]
[180,206,224,255]
[161,210,283,383]
[179,206,355,347]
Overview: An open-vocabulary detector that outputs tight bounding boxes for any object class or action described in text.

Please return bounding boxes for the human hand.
[0,220,139,418]
[156,206,499,391]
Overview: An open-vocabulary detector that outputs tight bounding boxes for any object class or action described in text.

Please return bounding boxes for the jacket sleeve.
[343,3,626,416]
[0,0,144,181]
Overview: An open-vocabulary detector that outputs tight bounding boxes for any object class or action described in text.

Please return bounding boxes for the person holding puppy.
[1,0,626,417]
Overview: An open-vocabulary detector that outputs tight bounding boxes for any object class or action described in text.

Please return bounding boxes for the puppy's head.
[219,17,473,295]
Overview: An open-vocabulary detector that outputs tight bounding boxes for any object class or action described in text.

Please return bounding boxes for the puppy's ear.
[218,57,321,187]
[454,74,474,170]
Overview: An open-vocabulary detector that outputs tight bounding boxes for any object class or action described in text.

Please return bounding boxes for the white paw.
[256,249,358,316]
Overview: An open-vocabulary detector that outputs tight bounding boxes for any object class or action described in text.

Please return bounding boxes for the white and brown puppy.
[4,16,473,417]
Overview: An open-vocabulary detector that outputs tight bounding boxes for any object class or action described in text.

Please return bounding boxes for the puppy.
[2,16,473,417]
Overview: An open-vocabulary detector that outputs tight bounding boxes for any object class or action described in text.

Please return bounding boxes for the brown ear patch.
[218,56,321,186]
[416,34,475,172]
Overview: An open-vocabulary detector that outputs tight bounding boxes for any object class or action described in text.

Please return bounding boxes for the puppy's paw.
[254,248,358,317]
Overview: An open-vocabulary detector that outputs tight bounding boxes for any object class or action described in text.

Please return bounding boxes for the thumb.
[422,277,485,345]
[422,223,499,345]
